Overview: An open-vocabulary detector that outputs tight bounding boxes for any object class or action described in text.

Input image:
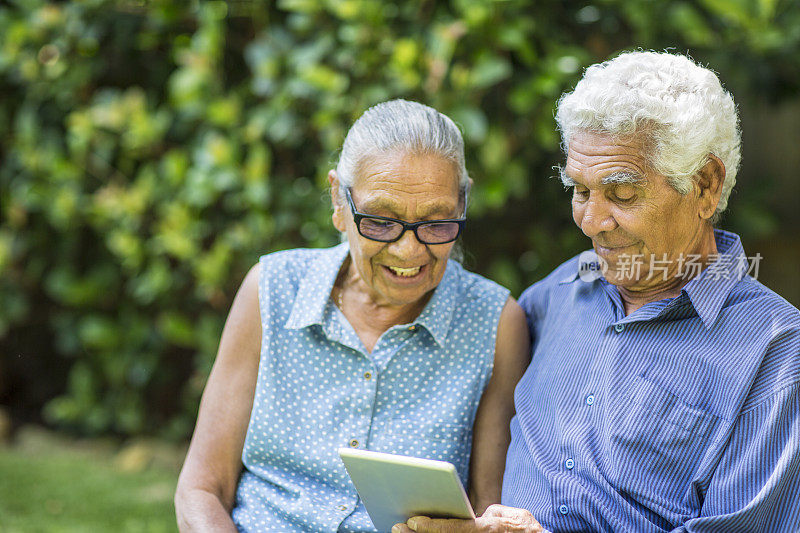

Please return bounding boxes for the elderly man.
[396,51,800,532]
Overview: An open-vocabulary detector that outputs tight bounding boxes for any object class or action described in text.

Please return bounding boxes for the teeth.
[388,266,421,277]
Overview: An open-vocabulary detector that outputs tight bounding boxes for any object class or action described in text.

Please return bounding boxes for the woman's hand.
[392,504,544,533]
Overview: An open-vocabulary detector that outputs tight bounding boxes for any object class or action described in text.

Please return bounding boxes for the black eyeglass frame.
[344,185,469,245]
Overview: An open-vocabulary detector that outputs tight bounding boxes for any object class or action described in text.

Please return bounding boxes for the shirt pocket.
[379,420,473,478]
[605,376,717,516]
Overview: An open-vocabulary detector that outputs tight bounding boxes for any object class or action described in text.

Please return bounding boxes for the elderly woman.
[175,100,530,532]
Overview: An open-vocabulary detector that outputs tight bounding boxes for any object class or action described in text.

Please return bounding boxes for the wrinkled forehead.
[352,150,461,194]
[353,149,461,186]
[565,125,659,162]
[350,150,464,217]
[564,131,656,180]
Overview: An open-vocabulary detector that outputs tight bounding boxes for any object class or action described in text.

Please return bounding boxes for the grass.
[0,427,183,533]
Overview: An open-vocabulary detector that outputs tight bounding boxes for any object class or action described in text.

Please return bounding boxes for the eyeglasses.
[344,186,468,245]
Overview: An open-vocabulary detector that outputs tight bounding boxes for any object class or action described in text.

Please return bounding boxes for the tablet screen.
[338,447,475,532]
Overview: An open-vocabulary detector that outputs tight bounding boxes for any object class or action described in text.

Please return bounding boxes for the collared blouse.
[232,243,509,532]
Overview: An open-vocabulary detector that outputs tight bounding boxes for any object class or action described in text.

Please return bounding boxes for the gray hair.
[335,99,469,193]
[555,51,741,222]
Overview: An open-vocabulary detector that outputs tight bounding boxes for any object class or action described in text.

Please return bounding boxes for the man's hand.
[392,504,543,533]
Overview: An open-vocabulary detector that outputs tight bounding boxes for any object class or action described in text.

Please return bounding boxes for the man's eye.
[573,187,589,199]
[613,186,637,202]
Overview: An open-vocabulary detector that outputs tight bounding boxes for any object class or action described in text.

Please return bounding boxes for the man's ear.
[328,170,346,232]
[696,154,725,221]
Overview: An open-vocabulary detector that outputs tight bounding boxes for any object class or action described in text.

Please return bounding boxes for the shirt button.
[565,458,575,470]
[585,394,595,406]
[559,504,569,515]
[408,325,416,331]
[363,371,372,380]
[614,324,625,333]
[349,439,359,448]
[336,504,348,511]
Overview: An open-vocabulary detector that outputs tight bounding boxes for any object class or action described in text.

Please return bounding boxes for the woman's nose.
[388,227,427,257]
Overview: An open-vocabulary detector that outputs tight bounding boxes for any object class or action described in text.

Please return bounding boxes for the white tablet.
[338,447,475,533]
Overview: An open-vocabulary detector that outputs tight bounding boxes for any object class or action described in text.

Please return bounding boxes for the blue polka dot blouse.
[231,243,509,532]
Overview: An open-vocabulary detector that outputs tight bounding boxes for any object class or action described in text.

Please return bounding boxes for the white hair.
[555,51,741,222]
[335,99,469,193]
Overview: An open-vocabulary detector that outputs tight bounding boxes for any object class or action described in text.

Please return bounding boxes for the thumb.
[481,504,509,518]
[407,516,429,531]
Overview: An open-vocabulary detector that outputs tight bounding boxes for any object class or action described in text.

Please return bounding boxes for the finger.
[477,505,543,533]
[407,516,433,531]
[407,516,474,532]
[481,504,508,518]
[392,524,415,533]
[481,504,529,519]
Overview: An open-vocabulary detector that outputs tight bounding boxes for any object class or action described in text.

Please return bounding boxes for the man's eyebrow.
[556,167,645,188]
[601,172,646,185]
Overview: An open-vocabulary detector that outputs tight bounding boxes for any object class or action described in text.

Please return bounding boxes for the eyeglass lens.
[358,218,460,244]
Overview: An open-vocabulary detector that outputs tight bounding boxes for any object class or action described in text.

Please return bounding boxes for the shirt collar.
[556,229,748,328]
[411,260,459,347]
[284,243,458,347]
[680,229,748,329]
[284,243,350,330]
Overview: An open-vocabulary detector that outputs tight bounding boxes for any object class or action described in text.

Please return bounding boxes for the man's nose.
[578,196,618,237]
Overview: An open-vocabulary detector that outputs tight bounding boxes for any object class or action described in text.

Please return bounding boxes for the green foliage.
[1,0,798,438]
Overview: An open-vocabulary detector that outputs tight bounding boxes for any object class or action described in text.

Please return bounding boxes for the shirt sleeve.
[517,286,537,344]
[674,381,800,532]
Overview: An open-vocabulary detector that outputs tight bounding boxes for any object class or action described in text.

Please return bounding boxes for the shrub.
[1,0,798,438]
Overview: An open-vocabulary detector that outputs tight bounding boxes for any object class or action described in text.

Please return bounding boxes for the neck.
[334,257,431,342]
[618,226,718,315]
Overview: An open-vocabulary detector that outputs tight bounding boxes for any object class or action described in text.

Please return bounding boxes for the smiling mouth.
[387,265,421,277]
[384,265,423,278]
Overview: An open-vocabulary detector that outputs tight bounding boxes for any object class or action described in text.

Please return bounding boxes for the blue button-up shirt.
[505,230,800,532]
[232,244,509,532]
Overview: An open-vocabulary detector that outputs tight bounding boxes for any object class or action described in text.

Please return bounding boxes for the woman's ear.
[460,177,474,215]
[329,170,346,232]
[697,154,725,221]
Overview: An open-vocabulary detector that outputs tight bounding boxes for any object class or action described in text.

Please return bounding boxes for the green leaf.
[157,311,196,347]
[469,54,512,90]
[78,315,120,351]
